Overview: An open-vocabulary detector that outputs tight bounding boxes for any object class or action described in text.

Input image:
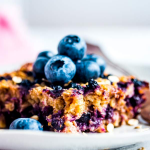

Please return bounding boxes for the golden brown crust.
[19,63,33,72]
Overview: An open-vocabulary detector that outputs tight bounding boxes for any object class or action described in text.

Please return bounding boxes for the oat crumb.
[127,119,139,126]
[134,125,142,129]
[12,76,22,83]
[30,115,39,121]
[82,132,87,136]
[107,123,114,132]
[138,147,145,150]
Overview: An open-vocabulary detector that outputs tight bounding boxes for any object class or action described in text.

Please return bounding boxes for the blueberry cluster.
[33,34,106,85]
[9,35,106,131]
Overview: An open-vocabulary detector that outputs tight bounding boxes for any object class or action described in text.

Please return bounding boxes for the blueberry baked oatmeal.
[0,35,149,133]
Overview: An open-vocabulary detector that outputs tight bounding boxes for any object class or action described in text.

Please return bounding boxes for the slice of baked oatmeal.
[0,63,148,133]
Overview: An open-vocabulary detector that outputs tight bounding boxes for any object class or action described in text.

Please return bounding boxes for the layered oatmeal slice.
[1,34,149,132]
[0,63,149,133]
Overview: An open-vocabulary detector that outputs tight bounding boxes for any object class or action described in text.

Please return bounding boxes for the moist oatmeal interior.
[0,63,149,133]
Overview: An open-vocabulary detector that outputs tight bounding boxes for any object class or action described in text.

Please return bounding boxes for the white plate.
[0,122,150,150]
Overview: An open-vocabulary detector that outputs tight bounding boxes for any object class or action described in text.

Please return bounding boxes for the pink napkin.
[0,6,35,65]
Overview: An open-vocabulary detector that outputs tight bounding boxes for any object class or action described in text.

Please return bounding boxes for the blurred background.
[0,0,150,81]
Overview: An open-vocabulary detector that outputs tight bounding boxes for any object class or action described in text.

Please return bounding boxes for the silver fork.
[86,43,131,76]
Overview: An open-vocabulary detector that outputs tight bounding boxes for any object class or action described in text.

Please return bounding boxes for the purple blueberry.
[52,85,63,90]
[69,82,84,90]
[76,113,91,124]
[9,118,43,130]
[51,118,64,131]
[33,57,49,77]
[18,79,33,89]
[85,79,99,90]
[44,55,76,85]
[105,105,114,119]
[58,35,87,61]
[131,78,143,87]
[74,60,100,83]
[37,51,54,59]
[83,54,106,76]
[25,71,33,76]
[0,76,12,81]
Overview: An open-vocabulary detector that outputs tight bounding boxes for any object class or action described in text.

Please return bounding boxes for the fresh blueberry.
[105,105,114,119]
[131,78,143,87]
[25,71,34,76]
[44,55,76,85]
[37,51,54,59]
[9,118,43,130]
[74,60,100,83]
[83,54,106,76]
[69,82,83,90]
[58,35,87,61]
[0,76,12,81]
[18,79,33,89]
[84,79,100,93]
[0,77,6,81]
[76,113,91,124]
[86,79,99,90]
[33,78,43,84]
[51,118,64,131]
[52,85,63,91]
[33,57,49,77]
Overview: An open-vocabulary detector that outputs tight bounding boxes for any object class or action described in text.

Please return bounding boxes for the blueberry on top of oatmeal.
[83,54,106,76]
[44,55,76,85]
[74,60,100,83]
[58,35,87,61]
[33,57,49,78]
[37,50,54,59]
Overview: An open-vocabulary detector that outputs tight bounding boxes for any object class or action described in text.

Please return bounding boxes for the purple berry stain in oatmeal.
[117,82,132,92]
[76,106,103,132]
[118,79,149,116]
[0,76,12,81]
[47,110,65,131]
[43,86,64,98]
[105,105,114,120]
[84,79,100,94]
